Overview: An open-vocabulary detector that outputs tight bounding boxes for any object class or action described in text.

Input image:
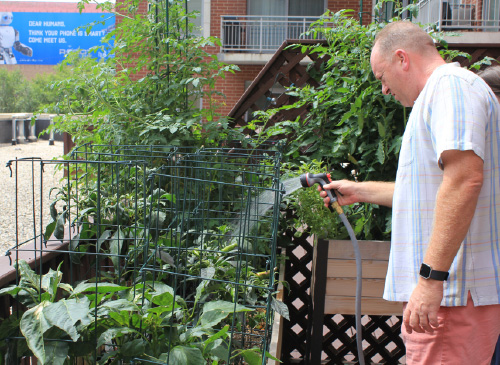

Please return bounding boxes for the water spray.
[300,173,365,365]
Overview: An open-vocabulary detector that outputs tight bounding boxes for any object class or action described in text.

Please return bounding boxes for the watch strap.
[420,263,449,281]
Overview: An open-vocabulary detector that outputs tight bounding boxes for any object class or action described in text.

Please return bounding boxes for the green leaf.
[97,327,138,348]
[40,266,63,301]
[71,282,129,297]
[354,94,363,108]
[109,227,125,272]
[162,346,205,365]
[44,339,69,365]
[203,325,229,352]
[20,301,52,364]
[102,298,140,312]
[376,140,385,165]
[17,260,40,291]
[43,297,91,341]
[43,221,56,242]
[200,301,252,327]
[49,200,58,221]
[97,229,113,252]
[271,297,290,321]
[377,121,386,138]
[240,349,262,365]
[0,285,22,297]
[151,291,174,307]
[357,113,364,130]
[121,338,146,357]
[53,212,66,240]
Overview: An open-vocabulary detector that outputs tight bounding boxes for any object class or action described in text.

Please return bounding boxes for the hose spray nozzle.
[299,172,343,214]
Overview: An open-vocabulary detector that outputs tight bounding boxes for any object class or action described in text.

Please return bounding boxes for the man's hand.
[403,279,444,334]
[319,180,395,208]
[319,180,360,207]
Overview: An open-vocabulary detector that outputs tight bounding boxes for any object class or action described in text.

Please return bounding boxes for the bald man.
[320,21,500,364]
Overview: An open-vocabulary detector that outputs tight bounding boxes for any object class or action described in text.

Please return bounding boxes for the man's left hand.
[403,279,444,333]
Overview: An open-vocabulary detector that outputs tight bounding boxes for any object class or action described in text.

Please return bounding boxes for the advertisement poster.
[2,12,114,65]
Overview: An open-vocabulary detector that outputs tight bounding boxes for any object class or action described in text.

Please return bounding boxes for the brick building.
[0,0,373,115]
[193,0,372,116]
[1,0,499,117]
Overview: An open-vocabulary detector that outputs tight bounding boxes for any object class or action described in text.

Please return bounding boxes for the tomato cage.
[0,144,285,365]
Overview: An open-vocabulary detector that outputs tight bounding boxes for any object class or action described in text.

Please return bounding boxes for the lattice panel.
[280,231,406,364]
[321,314,406,364]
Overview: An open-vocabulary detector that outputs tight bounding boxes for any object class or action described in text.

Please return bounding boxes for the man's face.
[370,45,413,107]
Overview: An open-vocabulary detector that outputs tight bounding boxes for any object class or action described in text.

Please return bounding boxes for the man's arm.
[404,149,484,334]
[320,180,395,207]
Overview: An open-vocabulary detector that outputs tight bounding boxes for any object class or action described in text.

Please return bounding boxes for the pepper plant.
[0,260,280,364]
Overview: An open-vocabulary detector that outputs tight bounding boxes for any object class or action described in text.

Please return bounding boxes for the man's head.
[370,21,444,107]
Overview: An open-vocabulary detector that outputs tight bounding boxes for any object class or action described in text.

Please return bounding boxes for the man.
[320,21,500,364]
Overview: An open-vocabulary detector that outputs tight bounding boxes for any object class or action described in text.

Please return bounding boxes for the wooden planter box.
[309,239,402,363]
[312,239,402,316]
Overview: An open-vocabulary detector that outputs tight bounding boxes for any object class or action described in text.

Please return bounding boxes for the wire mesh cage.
[0,144,284,364]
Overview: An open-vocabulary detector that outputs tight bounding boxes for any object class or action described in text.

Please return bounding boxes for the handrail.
[412,0,500,32]
[220,15,329,53]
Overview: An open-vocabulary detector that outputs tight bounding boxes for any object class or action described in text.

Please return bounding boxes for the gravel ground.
[0,140,65,256]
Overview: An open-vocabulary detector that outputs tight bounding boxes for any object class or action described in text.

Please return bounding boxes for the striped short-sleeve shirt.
[384,62,500,306]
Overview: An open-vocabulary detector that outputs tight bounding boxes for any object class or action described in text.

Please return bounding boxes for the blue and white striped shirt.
[385,63,500,306]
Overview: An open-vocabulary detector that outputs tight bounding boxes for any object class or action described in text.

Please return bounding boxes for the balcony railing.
[412,0,500,31]
[220,15,327,53]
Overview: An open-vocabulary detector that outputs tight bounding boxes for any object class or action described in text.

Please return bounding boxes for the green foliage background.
[260,9,493,241]
[258,11,407,241]
[0,67,70,113]
[44,0,243,147]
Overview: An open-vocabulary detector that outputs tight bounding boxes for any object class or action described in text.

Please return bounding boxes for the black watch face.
[420,264,431,278]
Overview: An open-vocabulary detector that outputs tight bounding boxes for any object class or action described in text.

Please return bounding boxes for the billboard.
[2,12,114,65]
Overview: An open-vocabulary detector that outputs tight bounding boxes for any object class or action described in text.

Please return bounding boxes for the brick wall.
[326,0,373,25]
[210,0,246,40]
[0,1,102,13]
[214,64,261,115]
[0,64,57,80]
[214,0,371,116]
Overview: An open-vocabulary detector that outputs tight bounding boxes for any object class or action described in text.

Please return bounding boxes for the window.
[247,0,325,16]
[245,0,326,51]
[187,0,203,36]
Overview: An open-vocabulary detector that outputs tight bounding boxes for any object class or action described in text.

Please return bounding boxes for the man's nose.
[382,84,390,95]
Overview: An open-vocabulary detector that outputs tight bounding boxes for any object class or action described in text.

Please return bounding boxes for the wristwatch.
[419,263,449,281]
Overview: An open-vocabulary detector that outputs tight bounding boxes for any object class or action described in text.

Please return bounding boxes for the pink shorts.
[402,293,500,365]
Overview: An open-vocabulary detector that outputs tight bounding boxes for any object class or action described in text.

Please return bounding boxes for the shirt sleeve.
[426,75,489,163]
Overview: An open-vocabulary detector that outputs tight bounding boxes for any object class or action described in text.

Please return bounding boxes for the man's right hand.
[319,180,395,208]
[318,180,361,207]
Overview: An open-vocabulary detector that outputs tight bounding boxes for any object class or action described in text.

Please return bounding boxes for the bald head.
[374,21,438,61]
[370,21,446,106]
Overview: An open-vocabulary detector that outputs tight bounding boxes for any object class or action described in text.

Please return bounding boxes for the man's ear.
[394,49,410,71]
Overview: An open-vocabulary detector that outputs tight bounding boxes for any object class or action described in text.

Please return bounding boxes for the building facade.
[1,0,499,116]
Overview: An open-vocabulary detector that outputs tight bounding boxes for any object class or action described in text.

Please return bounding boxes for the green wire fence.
[1,143,284,364]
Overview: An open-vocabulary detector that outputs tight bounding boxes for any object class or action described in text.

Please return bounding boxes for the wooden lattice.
[281,232,406,364]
